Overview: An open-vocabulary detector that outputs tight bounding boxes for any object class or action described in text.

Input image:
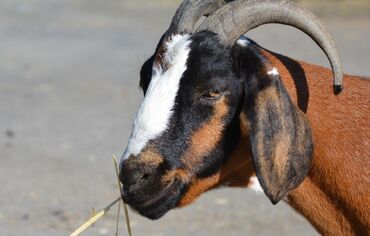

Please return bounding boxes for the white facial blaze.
[122,34,191,161]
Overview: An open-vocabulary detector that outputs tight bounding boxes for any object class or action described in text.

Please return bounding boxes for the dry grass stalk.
[69,154,133,236]
[113,154,132,236]
[69,197,121,236]
[91,207,96,227]
[115,200,122,236]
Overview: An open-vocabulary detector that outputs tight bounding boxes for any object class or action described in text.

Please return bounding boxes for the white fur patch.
[267,67,279,76]
[236,36,250,47]
[122,34,191,161]
[248,176,264,194]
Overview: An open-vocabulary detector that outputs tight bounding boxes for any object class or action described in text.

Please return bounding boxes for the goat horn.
[168,0,226,34]
[197,0,343,94]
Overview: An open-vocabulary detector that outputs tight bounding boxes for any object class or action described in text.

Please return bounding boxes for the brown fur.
[255,50,369,235]
[162,169,190,185]
[180,49,369,235]
[181,97,228,169]
[139,149,164,166]
[178,173,222,206]
[178,113,254,206]
[153,43,166,70]
[217,113,255,188]
[254,86,292,185]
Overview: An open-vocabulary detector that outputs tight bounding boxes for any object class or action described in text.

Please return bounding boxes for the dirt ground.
[0,0,369,235]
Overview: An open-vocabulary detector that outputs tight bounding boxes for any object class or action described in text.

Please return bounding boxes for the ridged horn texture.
[167,0,226,34]
[197,0,343,94]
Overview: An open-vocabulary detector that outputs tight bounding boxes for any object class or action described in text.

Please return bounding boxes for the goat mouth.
[122,179,184,220]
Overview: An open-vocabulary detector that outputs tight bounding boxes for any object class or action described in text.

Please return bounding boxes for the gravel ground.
[0,1,369,235]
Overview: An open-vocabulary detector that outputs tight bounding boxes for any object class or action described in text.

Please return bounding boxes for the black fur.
[121,31,313,219]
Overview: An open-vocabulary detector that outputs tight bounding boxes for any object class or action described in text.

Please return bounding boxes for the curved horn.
[168,0,226,34]
[197,0,343,94]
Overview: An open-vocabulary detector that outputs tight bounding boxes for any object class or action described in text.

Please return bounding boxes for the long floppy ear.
[232,42,314,204]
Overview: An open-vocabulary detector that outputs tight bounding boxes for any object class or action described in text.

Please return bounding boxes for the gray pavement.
[0,0,369,235]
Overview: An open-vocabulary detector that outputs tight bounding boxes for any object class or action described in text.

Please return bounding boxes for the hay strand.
[69,197,121,236]
[113,154,132,236]
[69,154,133,236]
[115,199,121,236]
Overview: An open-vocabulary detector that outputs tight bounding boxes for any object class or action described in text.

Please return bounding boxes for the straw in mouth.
[69,154,132,236]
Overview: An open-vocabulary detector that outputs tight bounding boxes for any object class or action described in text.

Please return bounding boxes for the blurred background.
[0,0,369,235]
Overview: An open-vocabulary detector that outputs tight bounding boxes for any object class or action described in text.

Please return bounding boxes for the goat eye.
[200,89,223,100]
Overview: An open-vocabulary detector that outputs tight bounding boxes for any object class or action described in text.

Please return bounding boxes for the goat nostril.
[142,173,150,180]
[122,168,154,188]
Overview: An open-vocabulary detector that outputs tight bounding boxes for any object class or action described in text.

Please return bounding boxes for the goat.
[119,0,370,235]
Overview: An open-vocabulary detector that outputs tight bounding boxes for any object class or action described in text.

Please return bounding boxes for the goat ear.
[140,55,155,95]
[243,71,314,204]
